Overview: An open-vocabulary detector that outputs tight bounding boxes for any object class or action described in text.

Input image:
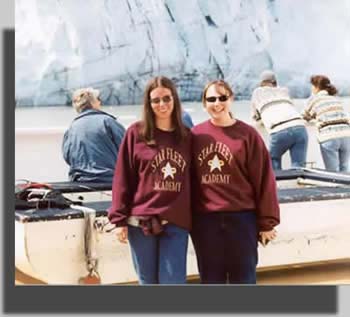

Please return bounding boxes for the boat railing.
[37,181,112,193]
[275,168,350,185]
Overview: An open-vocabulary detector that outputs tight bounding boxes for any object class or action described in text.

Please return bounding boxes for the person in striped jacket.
[303,75,350,172]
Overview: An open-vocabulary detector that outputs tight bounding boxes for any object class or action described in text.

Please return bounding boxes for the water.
[15,98,350,182]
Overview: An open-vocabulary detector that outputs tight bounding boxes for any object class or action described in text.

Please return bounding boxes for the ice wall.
[15,0,350,106]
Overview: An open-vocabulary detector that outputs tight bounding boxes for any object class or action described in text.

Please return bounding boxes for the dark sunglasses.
[150,95,172,104]
[205,95,230,103]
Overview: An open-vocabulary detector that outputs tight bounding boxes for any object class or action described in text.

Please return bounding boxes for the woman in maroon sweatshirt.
[108,76,192,284]
[191,80,280,284]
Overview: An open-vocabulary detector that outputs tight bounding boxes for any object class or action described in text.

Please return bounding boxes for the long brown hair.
[140,76,187,144]
[311,75,337,95]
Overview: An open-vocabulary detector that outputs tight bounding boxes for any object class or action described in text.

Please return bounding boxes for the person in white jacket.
[251,70,308,170]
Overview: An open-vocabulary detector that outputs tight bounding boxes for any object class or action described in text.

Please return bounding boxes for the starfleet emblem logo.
[151,148,185,192]
[208,154,224,172]
[161,162,177,180]
[197,142,233,185]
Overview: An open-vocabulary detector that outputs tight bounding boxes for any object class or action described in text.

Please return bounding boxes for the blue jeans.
[191,211,258,284]
[320,137,350,172]
[127,223,189,284]
[269,126,308,170]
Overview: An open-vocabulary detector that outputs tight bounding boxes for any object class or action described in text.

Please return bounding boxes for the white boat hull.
[15,198,350,285]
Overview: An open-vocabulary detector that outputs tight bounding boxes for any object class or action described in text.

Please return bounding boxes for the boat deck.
[15,185,350,223]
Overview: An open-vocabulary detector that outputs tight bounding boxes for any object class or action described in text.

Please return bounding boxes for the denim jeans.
[269,126,308,170]
[320,137,350,172]
[191,211,258,284]
[127,223,189,284]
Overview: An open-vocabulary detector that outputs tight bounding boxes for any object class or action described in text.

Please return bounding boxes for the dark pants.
[191,211,258,284]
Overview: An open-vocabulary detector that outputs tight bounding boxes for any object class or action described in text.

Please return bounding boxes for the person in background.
[182,110,194,128]
[191,80,280,284]
[303,75,350,172]
[108,76,192,284]
[251,70,308,170]
[62,87,125,183]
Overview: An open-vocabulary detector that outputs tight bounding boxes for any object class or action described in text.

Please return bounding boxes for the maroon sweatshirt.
[191,119,280,231]
[108,122,192,231]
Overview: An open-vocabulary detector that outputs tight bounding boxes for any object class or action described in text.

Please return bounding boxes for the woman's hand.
[259,229,277,246]
[116,226,128,244]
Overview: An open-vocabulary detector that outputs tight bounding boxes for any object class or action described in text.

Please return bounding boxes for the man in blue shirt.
[182,110,194,128]
[62,88,125,183]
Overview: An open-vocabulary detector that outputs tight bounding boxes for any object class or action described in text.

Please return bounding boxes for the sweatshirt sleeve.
[247,129,280,231]
[107,126,138,226]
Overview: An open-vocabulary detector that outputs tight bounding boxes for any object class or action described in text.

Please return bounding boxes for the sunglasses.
[150,95,172,104]
[205,95,230,103]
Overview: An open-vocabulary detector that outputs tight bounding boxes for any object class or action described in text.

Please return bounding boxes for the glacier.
[15,0,350,106]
